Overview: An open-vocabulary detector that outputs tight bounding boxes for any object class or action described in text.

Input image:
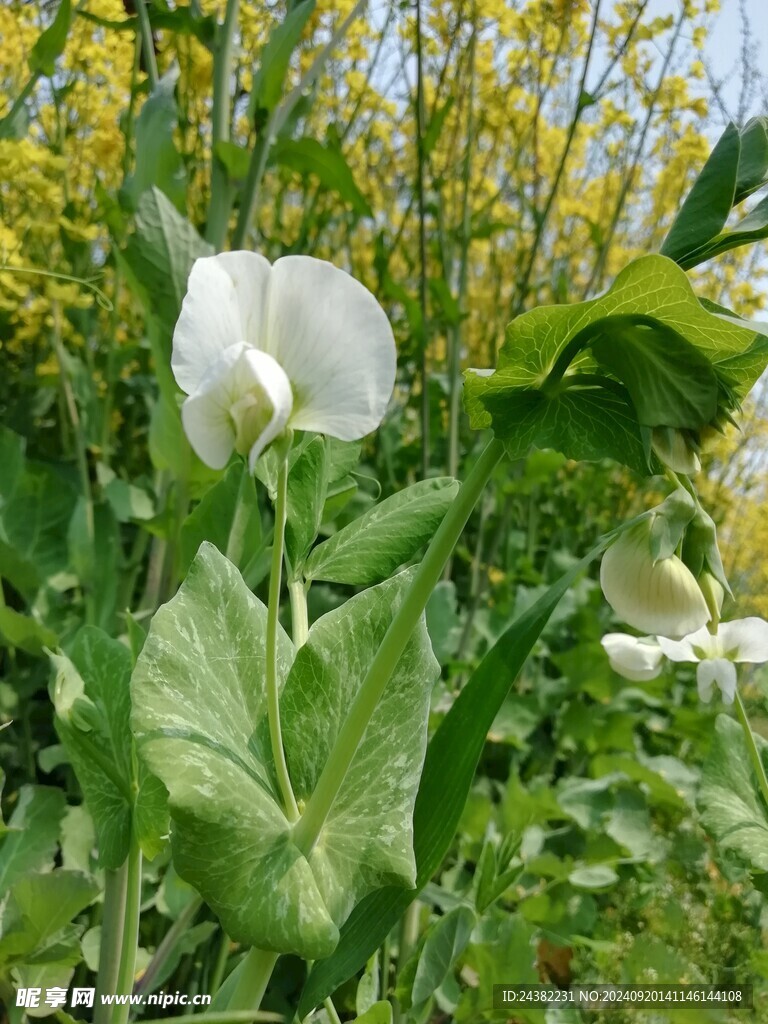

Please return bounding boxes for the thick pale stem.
[288,578,309,647]
[112,841,142,1024]
[94,865,129,1024]
[734,689,768,810]
[292,438,505,856]
[207,0,240,249]
[267,460,300,821]
[226,948,279,1012]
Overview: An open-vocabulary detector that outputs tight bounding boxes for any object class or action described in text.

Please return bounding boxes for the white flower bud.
[600,522,710,639]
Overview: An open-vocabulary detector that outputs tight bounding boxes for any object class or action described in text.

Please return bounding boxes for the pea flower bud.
[600,521,710,639]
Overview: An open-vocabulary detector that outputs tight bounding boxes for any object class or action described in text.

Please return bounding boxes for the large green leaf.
[273,137,372,217]
[0,786,66,893]
[0,606,57,656]
[123,66,187,212]
[304,478,459,585]
[698,713,768,872]
[464,255,763,472]
[51,627,168,868]
[132,544,437,959]
[298,540,607,1015]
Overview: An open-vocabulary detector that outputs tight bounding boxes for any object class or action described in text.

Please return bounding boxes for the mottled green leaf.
[132,545,437,959]
[305,478,459,584]
[699,713,768,871]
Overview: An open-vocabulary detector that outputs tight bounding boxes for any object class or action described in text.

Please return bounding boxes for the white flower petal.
[212,251,272,345]
[180,343,293,470]
[718,617,768,663]
[656,624,718,662]
[600,525,710,639]
[266,256,396,439]
[172,257,245,395]
[601,633,663,681]
[696,659,737,703]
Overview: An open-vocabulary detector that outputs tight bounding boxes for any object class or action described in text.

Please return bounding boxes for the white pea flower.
[601,633,663,681]
[600,523,710,640]
[657,618,768,703]
[172,252,397,471]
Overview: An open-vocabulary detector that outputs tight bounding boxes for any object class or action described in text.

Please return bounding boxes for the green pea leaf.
[353,1004,393,1024]
[122,66,187,213]
[248,0,316,117]
[120,187,213,338]
[51,628,168,868]
[28,0,72,77]
[0,607,57,656]
[409,906,475,1010]
[304,478,460,585]
[285,435,327,568]
[698,713,768,872]
[734,116,768,204]
[180,461,263,575]
[0,786,66,892]
[131,544,438,959]
[464,255,762,471]
[660,123,739,265]
[273,137,372,218]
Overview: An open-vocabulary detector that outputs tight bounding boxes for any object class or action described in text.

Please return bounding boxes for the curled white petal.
[718,617,768,663]
[600,524,710,639]
[266,256,396,440]
[601,633,663,681]
[696,658,737,703]
[181,343,293,470]
[172,258,258,395]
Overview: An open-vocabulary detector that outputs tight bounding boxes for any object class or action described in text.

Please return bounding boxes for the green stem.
[267,460,300,821]
[226,948,279,1012]
[734,690,768,809]
[288,578,309,647]
[135,896,203,997]
[207,0,240,250]
[231,120,273,250]
[94,864,129,1024]
[226,466,253,566]
[113,840,142,1024]
[209,931,232,997]
[323,999,342,1024]
[135,0,159,90]
[292,437,505,856]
